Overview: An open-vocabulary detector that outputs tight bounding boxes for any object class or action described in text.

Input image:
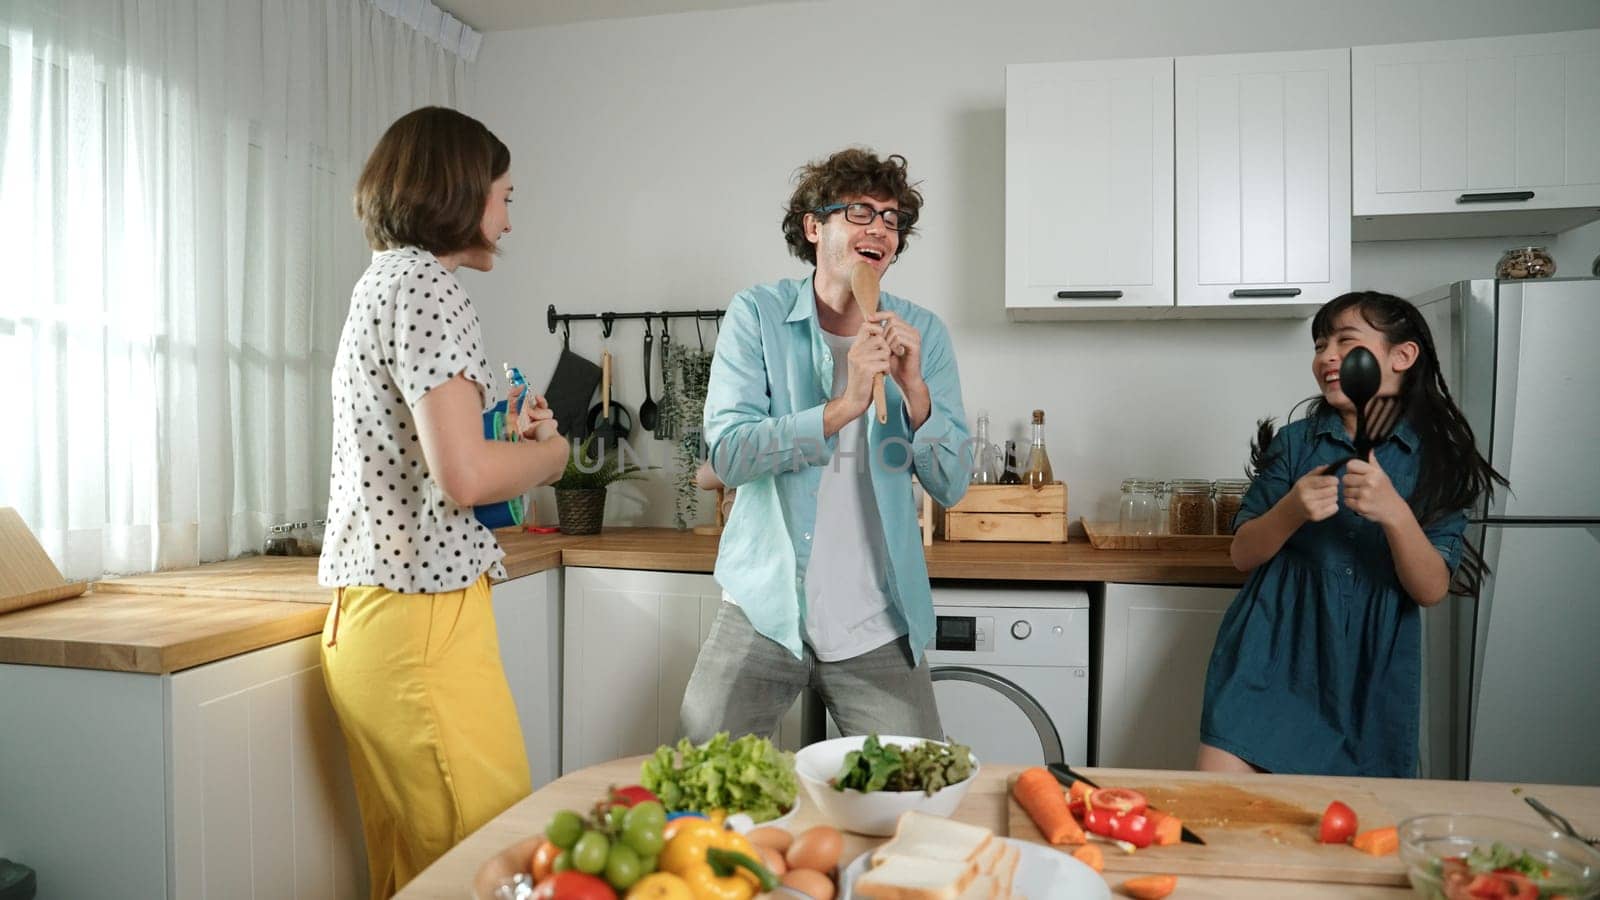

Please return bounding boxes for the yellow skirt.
[321,575,531,899]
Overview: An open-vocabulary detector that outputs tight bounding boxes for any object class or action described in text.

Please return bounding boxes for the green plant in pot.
[552,436,647,535]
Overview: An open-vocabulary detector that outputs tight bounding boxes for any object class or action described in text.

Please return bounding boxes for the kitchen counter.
[0,528,1243,674]
[406,757,1600,900]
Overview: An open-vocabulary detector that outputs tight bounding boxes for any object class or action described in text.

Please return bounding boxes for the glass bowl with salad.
[792,733,979,836]
[1398,813,1600,899]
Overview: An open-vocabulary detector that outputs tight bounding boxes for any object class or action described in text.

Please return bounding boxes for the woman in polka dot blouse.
[317,106,569,898]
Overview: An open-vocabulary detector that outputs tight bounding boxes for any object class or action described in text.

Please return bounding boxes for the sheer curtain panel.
[0,0,473,577]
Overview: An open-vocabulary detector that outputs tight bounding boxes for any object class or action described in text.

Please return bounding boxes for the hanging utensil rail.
[547,304,723,339]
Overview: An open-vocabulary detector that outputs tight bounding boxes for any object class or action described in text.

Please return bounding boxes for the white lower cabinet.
[561,567,805,774]
[492,569,563,790]
[1094,583,1238,770]
[0,634,367,900]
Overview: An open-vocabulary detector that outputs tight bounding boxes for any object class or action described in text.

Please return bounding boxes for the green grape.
[604,844,642,890]
[622,802,667,856]
[552,850,572,873]
[572,830,610,875]
[605,803,628,832]
[545,810,584,850]
[637,853,658,875]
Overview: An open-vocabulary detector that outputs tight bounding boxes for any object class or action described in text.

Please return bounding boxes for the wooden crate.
[936,483,1068,543]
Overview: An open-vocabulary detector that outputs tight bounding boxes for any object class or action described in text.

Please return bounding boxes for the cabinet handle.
[1054,290,1124,300]
[1229,288,1301,298]
[1456,191,1535,204]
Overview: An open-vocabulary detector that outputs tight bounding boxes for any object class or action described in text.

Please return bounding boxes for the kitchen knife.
[1047,762,1206,845]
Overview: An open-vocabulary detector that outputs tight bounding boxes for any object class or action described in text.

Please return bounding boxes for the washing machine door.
[931,665,1064,766]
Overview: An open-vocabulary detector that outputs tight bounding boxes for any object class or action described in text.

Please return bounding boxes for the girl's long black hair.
[1247,291,1509,596]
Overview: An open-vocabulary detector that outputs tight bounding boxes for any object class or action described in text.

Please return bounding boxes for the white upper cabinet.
[1176,48,1350,313]
[1353,29,1600,240]
[1005,58,1175,318]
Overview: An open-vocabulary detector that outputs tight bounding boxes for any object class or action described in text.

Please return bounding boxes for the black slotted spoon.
[1331,346,1383,473]
[638,321,659,433]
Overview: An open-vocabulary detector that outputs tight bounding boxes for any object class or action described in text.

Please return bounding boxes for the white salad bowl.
[793,734,979,836]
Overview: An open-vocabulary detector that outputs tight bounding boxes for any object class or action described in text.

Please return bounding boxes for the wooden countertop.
[0,528,1243,674]
[403,757,1600,900]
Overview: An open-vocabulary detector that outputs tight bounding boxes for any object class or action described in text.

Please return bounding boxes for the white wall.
[464,0,1600,527]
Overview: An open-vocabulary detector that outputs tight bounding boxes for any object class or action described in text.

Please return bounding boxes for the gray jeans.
[680,602,943,743]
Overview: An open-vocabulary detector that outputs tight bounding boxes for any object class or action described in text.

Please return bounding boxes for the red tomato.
[1088,788,1148,817]
[1083,805,1116,837]
[610,785,660,808]
[530,871,617,900]
[1463,872,1538,900]
[1110,813,1156,849]
[1318,801,1358,844]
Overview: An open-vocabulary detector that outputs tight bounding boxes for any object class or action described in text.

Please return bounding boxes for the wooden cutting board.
[1006,772,1408,886]
[0,508,88,615]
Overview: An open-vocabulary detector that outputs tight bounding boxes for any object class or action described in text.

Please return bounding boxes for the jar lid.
[1214,478,1252,491]
[1169,478,1212,490]
[1121,477,1159,490]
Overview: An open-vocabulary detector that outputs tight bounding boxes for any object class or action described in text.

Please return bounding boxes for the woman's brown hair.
[354,106,510,255]
[781,148,923,266]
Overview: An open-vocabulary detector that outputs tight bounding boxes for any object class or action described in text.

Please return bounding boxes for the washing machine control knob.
[1010,620,1032,640]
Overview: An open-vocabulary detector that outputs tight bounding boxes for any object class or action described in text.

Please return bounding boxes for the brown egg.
[780,868,836,900]
[757,844,788,877]
[746,826,794,854]
[785,825,843,873]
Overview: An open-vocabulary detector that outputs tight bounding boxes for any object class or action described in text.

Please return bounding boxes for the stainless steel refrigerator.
[1414,277,1600,786]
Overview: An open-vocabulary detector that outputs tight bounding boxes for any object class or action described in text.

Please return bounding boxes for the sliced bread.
[870,811,994,868]
[854,855,979,900]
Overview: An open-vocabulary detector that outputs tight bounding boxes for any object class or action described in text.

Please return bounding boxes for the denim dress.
[1200,410,1467,776]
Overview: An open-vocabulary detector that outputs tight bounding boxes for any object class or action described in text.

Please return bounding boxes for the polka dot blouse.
[318,246,507,593]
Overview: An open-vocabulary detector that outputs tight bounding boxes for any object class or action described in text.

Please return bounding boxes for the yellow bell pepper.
[626,872,695,900]
[658,819,778,900]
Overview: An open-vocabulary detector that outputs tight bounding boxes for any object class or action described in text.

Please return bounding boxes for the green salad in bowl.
[1398,814,1600,899]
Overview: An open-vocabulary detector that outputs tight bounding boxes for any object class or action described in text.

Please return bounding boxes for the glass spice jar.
[1495,246,1556,279]
[1118,478,1161,535]
[263,524,299,556]
[1212,479,1251,536]
[1167,479,1215,535]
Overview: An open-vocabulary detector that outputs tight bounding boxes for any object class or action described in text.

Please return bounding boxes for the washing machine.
[926,584,1090,767]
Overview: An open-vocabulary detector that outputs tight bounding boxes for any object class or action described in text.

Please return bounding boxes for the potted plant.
[552,437,647,535]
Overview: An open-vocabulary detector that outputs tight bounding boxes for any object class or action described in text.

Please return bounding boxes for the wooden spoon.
[850,262,889,424]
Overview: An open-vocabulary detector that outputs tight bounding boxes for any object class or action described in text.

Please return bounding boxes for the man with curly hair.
[681,147,972,742]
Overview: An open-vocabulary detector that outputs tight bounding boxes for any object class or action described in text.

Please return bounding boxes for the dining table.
[395,757,1600,899]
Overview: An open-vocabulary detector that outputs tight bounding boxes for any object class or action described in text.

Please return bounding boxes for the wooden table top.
[0,528,1243,674]
[399,758,1600,900]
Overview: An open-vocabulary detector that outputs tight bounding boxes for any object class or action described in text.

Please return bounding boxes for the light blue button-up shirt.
[704,275,972,663]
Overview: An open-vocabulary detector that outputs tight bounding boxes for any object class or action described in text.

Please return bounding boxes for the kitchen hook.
[562,320,571,349]
[694,316,704,350]
[601,314,615,339]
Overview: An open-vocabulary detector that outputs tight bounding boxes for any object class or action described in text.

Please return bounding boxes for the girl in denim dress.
[1199,291,1506,777]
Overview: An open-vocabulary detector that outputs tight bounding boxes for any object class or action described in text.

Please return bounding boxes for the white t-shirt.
[801,329,904,661]
[318,247,507,593]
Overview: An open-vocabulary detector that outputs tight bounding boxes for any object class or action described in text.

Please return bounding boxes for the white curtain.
[0,0,473,578]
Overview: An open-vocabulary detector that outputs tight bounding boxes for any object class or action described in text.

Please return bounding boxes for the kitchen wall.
[464,0,1600,527]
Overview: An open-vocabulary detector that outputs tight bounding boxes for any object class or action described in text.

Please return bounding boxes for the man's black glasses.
[814,202,913,233]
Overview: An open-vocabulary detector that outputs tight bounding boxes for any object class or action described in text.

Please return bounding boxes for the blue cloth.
[1201,409,1468,777]
[703,274,972,663]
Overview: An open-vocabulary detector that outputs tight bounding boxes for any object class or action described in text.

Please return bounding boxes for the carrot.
[1013,767,1086,845]
[1071,844,1104,872]
[1119,874,1178,898]
[1352,825,1398,856]
[1145,809,1184,847]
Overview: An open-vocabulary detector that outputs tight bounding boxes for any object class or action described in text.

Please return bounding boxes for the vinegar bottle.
[1024,409,1054,489]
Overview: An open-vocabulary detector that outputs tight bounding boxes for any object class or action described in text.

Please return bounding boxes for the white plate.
[840,837,1110,900]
